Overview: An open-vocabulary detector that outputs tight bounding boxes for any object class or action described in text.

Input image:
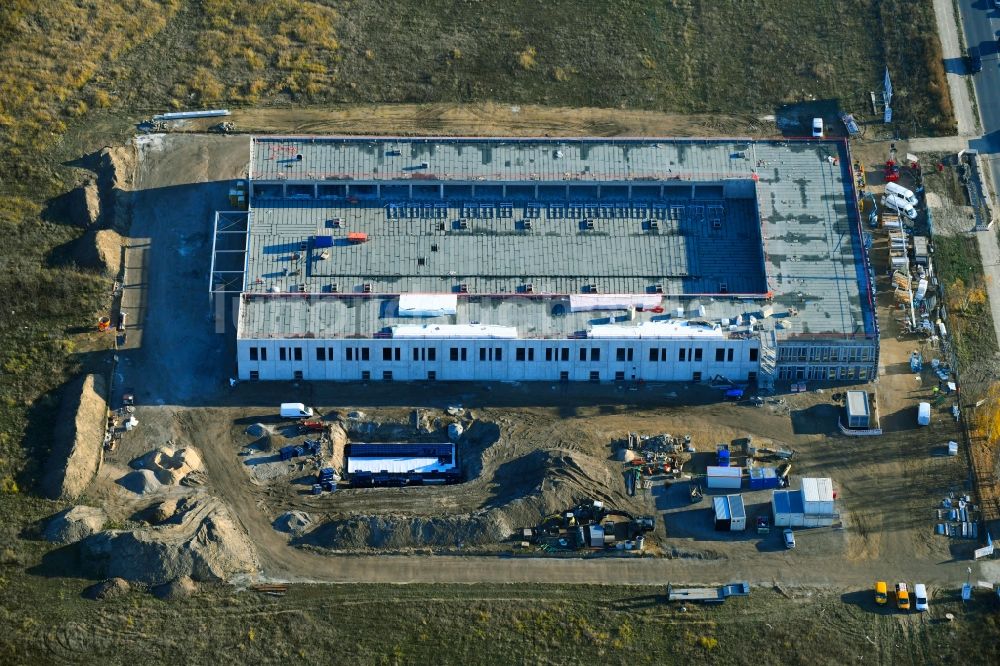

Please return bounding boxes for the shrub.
[518,46,537,70]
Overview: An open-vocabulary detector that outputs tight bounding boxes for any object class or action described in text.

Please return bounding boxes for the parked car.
[783,528,795,549]
[875,581,888,605]
[967,46,982,74]
[811,117,824,138]
[914,583,928,612]
[896,583,911,610]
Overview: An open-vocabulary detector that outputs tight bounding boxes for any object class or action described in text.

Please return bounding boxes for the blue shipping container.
[748,467,780,490]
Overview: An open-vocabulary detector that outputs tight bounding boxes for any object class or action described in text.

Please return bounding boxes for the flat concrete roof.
[243,195,767,297]
[239,137,875,342]
[252,136,760,183]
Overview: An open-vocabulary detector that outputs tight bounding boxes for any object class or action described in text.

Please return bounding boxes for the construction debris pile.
[615,432,693,497]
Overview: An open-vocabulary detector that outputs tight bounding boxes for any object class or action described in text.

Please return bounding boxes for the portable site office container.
[845,391,871,429]
[773,483,836,528]
[713,496,731,531]
[713,494,746,531]
[748,467,780,490]
[728,494,747,531]
[771,489,806,528]
[706,466,742,489]
[801,478,835,514]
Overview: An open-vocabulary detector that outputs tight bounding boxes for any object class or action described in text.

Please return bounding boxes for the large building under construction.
[211,137,878,385]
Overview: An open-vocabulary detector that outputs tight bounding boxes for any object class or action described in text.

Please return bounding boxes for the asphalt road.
[957,1,1000,348]
[960,0,1000,160]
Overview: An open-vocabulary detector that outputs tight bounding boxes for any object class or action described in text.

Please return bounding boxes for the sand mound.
[44,374,108,500]
[152,576,197,601]
[82,497,259,585]
[72,228,122,274]
[274,511,314,535]
[118,469,163,495]
[44,505,108,544]
[133,446,204,485]
[149,499,180,524]
[329,422,347,472]
[85,577,130,601]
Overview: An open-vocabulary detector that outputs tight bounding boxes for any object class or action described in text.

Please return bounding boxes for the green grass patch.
[0,581,998,665]
[933,235,998,369]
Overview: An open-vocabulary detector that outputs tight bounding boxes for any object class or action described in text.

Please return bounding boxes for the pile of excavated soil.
[149,498,179,524]
[82,496,259,585]
[99,145,136,233]
[72,228,122,275]
[152,576,197,601]
[132,446,204,485]
[44,374,108,501]
[85,577,131,601]
[273,510,313,535]
[303,446,627,551]
[65,178,101,228]
[328,422,347,473]
[44,505,108,544]
[117,469,163,495]
[302,510,513,550]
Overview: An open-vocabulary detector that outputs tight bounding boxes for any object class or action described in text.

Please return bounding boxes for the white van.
[280,402,314,419]
[917,402,931,426]
[882,194,918,220]
[913,583,928,611]
[885,182,918,206]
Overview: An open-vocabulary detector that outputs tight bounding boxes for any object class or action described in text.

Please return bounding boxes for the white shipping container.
[801,478,835,515]
[706,466,742,489]
[729,494,747,531]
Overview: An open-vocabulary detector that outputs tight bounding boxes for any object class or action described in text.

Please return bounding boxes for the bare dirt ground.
[173,104,780,139]
[59,130,983,592]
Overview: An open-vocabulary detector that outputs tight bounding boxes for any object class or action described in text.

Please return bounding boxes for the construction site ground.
[69,131,991,591]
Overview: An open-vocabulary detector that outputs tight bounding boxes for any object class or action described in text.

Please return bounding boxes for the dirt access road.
[172,103,778,139]
[109,130,983,590]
